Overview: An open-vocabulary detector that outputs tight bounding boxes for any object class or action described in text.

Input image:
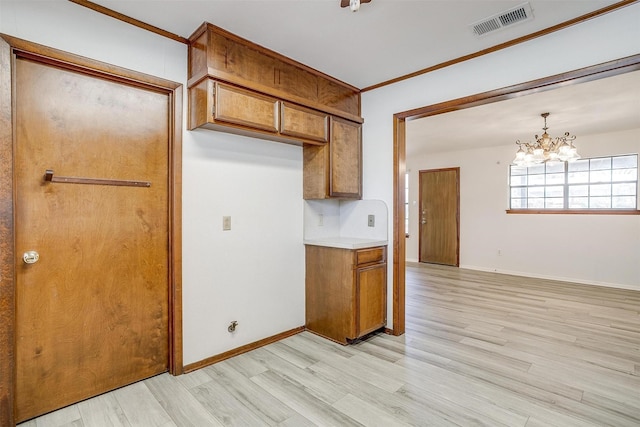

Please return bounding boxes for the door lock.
[22,251,39,264]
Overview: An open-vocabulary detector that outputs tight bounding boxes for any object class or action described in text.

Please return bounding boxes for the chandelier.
[512,112,580,167]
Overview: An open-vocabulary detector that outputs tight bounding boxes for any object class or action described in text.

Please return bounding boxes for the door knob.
[23,251,39,264]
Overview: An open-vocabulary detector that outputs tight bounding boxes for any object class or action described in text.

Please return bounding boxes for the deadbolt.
[23,251,39,264]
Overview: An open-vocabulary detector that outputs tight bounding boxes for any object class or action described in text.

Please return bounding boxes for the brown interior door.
[419,168,460,266]
[15,57,170,422]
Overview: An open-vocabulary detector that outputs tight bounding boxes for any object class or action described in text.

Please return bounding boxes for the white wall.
[1,0,305,365]
[406,128,640,289]
[362,4,640,327]
[303,199,388,241]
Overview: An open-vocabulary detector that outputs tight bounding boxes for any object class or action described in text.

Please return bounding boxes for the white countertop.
[303,237,388,250]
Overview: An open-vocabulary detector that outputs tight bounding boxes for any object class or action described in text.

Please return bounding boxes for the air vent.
[470,2,534,37]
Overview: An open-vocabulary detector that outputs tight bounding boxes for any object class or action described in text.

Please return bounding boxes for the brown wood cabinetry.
[305,245,387,344]
[189,78,329,145]
[280,102,328,144]
[188,22,361,120]
[303,117,362,199]
[187,22,363,197]
[214,81,279,132]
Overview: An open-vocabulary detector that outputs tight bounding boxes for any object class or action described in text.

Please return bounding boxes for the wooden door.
[419,168,459,266]
[14,57,170,422]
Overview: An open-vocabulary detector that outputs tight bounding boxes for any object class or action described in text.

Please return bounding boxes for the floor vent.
[471,2,534,37]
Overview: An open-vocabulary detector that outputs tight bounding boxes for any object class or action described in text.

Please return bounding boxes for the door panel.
[15,58,169,421]
[214,82,279,132]
[419,168,459,266]
[329,116,362,198]
[356,264,387,337]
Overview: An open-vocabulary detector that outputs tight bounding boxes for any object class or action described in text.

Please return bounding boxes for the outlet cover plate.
[222,216,231,231]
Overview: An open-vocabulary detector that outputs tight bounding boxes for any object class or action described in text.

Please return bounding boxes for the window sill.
[506,209,640,215]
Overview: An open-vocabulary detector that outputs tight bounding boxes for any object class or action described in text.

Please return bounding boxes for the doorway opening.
[390,54,640,337]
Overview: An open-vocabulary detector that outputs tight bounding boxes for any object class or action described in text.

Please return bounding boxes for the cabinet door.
[214,82,279,132]
[356,263,386,337]
[330,116,362,198]
[280,102,328,143]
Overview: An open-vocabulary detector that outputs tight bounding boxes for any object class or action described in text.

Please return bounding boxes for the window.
[405,172,410,235]
[509,154,638,210]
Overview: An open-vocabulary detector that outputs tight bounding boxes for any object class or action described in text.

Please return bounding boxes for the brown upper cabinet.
[280,102,329,144]
[213,81,279,133]
[187,22,363,199]
[187,23,362,132]
[303,117,362,199]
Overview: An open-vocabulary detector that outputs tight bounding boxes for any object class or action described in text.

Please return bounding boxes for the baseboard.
[459,264,640,292]
[183,326,305,373]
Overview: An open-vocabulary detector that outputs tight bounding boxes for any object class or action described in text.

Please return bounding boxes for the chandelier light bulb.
[533,147,545,163]
[513,143,527,166]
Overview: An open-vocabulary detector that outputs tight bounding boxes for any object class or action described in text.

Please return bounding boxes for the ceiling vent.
[470,2,534,37]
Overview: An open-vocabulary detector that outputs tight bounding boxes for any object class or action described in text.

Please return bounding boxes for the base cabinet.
[305,245,386,344]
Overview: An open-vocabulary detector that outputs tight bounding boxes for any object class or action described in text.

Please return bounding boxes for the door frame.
[0,34,183,426]
[390,54,640,338]
[418,167,460,267]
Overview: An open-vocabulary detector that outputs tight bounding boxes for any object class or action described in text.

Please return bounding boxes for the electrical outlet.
[497,249,502,256]
[222,216,231,231]
[368,214,375,227]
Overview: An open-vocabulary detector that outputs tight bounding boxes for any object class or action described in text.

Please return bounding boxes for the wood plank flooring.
[19,263,640,426]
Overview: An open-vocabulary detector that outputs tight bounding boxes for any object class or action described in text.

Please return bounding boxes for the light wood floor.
[20,263,640,426]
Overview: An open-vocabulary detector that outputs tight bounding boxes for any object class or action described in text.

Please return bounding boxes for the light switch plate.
[222,216,231,231]
[368,214,375,227]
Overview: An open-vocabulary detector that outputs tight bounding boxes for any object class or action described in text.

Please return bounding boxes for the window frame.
[507,154,640,215]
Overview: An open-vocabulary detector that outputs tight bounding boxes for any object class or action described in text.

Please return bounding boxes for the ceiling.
[85,1,638,154]
[406,69,640,156]
[89,0,622,89]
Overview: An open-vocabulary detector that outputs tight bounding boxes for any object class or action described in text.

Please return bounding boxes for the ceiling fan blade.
[340,0,371,7]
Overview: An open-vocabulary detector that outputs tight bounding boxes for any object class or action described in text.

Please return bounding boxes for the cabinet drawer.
[214,82,279,132]
[280,102,329,143]
[355,247,385,266]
